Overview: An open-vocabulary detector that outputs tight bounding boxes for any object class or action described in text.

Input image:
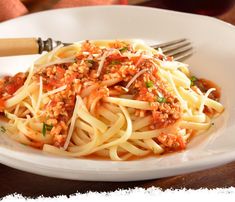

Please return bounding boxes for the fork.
[151,38,193,61]
[0,38,193,61]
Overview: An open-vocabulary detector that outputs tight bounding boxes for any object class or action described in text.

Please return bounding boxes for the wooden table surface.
[1,0,235,198]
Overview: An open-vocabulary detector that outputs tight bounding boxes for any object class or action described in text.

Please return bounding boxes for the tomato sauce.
[0,72,26,110]
[195,78,221,101]
[193,78,221,117]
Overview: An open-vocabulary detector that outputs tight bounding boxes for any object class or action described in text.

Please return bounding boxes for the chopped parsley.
[42,123,53,137]
[0,126,6,133]
[119,46,128,53]
[156,96,166,103]
[190,76,198,86]
[110,60,121,65]
[86,59,95,64]
[42,124,46,137]
[145,81,154,88]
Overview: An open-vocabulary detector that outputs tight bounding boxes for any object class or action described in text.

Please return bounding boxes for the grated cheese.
[43,85,67,97]
[97,51,109,77]
[63,96,80,150]
[35,76,43,113]
[199,88,215,113]
[125,69,148,89]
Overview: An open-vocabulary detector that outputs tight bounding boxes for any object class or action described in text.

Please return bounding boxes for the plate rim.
[1,5,235,31]
[0,5,234,181]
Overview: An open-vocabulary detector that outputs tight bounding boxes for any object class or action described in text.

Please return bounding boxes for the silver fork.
[43,38,193,61]
[0,38,193,60]
[151,38,193,61]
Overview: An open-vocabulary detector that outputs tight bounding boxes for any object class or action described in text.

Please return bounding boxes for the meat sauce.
[195,78,221,101]
[194,78,221,116]
[0,72,26,110]
[0,41,223,157]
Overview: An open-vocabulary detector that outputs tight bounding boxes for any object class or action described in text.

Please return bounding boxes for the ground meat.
[156,132,185,151]
[0,41,183,148]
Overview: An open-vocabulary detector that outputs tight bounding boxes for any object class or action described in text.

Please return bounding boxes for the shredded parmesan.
[63,96,80,150]
[82,51,90,55]
[125,69,148,89]
[43,85,67,97]
[135,54,144,67]
[35,76,43,113]
[97,51,109,77]
[121,52,140,59]
[199,88,215,113]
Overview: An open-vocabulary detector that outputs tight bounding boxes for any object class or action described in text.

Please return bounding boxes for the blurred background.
[0,0,235,22]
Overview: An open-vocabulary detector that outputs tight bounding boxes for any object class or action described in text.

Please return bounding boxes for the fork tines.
[152,38,193,61]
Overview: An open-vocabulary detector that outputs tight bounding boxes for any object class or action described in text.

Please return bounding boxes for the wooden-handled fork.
[0,38,69,57]
[0,38,193,61]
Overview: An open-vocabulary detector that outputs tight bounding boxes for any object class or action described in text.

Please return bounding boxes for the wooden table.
[1,0,235,197]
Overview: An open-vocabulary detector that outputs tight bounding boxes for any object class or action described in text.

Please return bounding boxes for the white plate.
[0,6,235,181]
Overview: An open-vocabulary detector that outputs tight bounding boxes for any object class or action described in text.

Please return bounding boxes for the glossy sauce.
[194,78,221,117]
[196,78,221,101]
[0,72,26,110]
[0,115,8,122]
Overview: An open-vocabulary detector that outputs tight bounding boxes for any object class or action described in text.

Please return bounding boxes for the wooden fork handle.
[0,38,39,57]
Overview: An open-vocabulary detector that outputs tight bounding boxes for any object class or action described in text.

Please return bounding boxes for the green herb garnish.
[157,96,166,103]
[42,123,53,137]
[87,59,95,64]
[110,60,121,65]
[145,81,154,88]
[119,47,128,53]
[0,126,6,133]
[42,124,46,137]
[46,124,53,131]
[190,76,197,86]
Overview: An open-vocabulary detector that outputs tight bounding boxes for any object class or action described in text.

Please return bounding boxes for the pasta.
[0,40,224,160]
